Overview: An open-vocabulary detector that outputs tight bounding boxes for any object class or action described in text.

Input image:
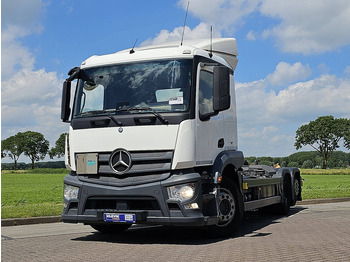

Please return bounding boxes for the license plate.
[103,213,136,223]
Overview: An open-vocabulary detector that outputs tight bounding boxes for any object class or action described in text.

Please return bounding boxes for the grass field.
[300,169,350,199]
[1,168,350,219]
[1,171,67,219]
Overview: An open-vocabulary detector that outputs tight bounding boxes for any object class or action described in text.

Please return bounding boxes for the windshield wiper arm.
[117,106,170,125]
[75,110,124,126]
[106,112,124,126]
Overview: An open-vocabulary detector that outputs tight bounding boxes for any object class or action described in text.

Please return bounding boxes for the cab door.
[195,64,224,166]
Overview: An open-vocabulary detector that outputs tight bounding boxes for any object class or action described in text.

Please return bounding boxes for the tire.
[291,177,300,206]
[277,176,291,215]
[90,223,131,233]
[206,177,243,237]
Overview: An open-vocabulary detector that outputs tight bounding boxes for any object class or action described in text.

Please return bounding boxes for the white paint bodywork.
[172,120,196,169]
[194,65,238,167]
[81,38,238,70]
[68,124,179,171]
[66,38,239,171]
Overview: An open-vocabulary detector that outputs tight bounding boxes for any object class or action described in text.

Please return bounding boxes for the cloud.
[1,69,61,105]
[1,0,67,149]
[237,73,350,125]
[141,23,218,46]
[143,0,261,46]
[1,0,43,80]
[2,0,42,30]
[174,1,350,55]
[236,70,350,155]
[246,31,257,41]
[235,61,313,124]
[1,68,67,141]
[177,0,260,34]
[345,66,350,76]
[266,62,312,86]
[1,27,36,80]
[260,0,350,54]
[238,125,295,157]
[269,75,350,119]
[141,1,350,55]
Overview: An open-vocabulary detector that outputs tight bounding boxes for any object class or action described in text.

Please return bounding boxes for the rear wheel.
[291,177,300,206]
[207,178,243,237]
[90,223,131,233]
[277,176,292,215]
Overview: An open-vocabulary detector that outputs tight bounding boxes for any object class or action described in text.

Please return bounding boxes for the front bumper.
[62,172,218,226]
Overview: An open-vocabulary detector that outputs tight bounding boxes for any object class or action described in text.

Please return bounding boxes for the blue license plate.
[103,213,136,223]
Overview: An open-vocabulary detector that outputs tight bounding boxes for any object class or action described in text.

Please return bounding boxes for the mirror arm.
[67,67,80,81]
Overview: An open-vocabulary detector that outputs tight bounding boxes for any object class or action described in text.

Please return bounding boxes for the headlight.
[167,183,195,202]
[63,184,79,202]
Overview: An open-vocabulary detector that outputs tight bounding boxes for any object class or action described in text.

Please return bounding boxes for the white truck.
[61,38,302,237]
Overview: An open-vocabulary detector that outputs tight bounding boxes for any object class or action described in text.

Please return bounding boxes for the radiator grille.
[99,150,173,175]
[77,150,173,186]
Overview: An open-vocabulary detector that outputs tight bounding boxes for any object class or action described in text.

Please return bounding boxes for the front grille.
[77,150,173,186]
[99,150,173,175]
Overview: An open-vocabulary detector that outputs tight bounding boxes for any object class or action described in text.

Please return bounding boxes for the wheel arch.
[212,150,245,216]
[212,150,244,187]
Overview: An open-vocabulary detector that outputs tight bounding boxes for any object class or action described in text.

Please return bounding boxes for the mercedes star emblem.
[109,149,132,174]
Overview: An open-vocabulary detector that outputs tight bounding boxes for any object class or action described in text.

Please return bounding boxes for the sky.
[1,0,350,163]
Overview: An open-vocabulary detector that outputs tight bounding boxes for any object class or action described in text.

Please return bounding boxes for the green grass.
[300,169,350,175]
[300,169,350,199]
[1,169,350,219]
[1,171,68,219]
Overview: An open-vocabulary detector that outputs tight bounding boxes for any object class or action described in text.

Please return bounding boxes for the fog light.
[184,203,199,209]
[168,183,195,202]
[64,184,79,202]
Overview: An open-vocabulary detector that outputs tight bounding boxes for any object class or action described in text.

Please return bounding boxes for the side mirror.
[213,66,231,112]
[61,81,71,122]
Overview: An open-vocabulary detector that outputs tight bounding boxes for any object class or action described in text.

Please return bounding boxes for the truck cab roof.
[81,38,238,70]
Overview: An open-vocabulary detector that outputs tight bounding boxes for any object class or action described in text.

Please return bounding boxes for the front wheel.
[206,178,243,237]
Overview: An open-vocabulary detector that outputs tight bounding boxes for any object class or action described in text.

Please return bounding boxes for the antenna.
[209,26,213,58]
[180,1,190,46]
[130,38,138,54]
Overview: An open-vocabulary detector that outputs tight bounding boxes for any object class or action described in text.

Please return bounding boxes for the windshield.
[73,59,192,118]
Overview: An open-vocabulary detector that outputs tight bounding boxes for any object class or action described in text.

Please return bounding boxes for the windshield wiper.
[75,110,124,126]
[116,106,170,125]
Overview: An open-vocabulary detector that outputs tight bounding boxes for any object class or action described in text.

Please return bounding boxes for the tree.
[287,161,299,168]
[302,160,314,169]
[345,131,350,149]
[22,131,50,169]
[295,116,350,169]
[49,133,67,159]
[1,133,25,170]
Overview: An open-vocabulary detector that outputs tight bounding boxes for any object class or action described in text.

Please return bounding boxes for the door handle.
[218,138,224,148]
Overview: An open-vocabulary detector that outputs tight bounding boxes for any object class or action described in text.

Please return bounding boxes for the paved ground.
[2,201,350,262]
